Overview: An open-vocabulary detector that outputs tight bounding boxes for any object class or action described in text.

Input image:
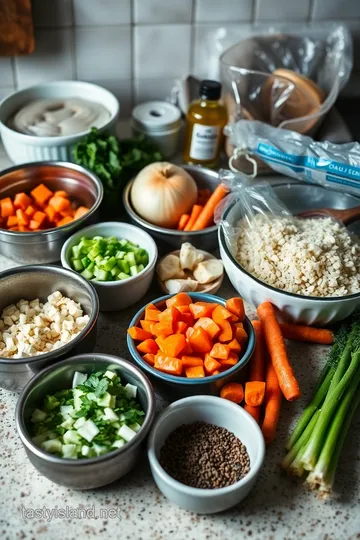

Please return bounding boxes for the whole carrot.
[177,213,190,230]
[279,322,334,345]
[191,183,229,231]
[257,302,301,402]
[261,357,282,444]
[244,320,266,423]
[184,205,203,231]
[244,404,261,423]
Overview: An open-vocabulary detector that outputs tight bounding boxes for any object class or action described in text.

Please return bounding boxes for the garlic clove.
[164,279,198,294]
[179,242,204,270]
[193,260,224,284]
[157,254,185,282]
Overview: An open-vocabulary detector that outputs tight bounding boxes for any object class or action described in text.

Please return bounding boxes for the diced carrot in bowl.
[14,192,32,210]
[30,183,53,206]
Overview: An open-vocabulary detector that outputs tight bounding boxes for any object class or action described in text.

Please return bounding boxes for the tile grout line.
[11,57,19,90]
[308,0,316,22]
[70,0,77,80]
[189,0,196,74]
[130,0,135,109]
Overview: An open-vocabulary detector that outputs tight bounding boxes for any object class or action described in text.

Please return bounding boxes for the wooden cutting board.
[0,0,34,55]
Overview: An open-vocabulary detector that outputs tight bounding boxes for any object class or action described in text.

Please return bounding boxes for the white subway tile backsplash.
[195,0,253,23]
[256,0,311,21]
[0,59,14,86]
[31,0,73,28]
[134,0,193,24]
[75,26,131,80]
[312,0,360,20]
[84,79,132,117]
[73,0,131,26]
[134,77,176,104]
[193,23,253,79]
[16,29,74,88]
[134,25,191,79]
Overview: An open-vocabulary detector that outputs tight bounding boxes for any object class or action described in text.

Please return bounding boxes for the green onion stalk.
[282,317,360,497]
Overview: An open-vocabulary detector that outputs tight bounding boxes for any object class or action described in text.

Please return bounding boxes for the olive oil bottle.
[183,80,227,168]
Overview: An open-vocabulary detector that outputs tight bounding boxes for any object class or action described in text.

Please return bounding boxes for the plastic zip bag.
[225,120,360,196]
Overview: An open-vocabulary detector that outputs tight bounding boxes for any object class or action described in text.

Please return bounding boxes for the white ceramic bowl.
[0,81,119,164]
[219,221,360,326]
[147,396,265,514]
[61,222,157,311]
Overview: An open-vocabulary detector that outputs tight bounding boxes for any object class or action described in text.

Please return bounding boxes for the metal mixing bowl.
[15,354,156,489]
[123,165,219,251]
[0,265,99,392]
[0,161,103,263]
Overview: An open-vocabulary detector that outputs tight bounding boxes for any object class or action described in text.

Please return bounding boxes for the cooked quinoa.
[235,214,360,297]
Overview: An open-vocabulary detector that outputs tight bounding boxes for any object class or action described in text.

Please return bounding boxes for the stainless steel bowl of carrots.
[123,166,223,252]
[0,161,103,263]
[127,292,255,402]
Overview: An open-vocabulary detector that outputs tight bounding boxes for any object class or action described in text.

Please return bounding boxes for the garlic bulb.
[130,162,198,228]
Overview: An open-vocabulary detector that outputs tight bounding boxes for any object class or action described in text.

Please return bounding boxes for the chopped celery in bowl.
[30,369,145,459]
[69,235,149,282]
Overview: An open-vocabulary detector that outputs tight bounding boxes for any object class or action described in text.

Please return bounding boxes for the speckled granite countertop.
[0,142,359,540]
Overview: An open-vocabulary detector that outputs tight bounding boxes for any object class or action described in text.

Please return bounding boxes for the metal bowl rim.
[0,161,104,238]
[127,292,255,383]
[220,182,360,303]
[15,353,156,466]
[0,265,99,365]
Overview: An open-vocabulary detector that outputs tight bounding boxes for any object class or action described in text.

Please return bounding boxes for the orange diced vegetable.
[178,311,194,326]
[193,317,220,339]
[30,183,53,206]
[189,326,213,353]
[25,205,37,217]
[233,323,248,343]
[54,190,69,198]
[158,306,181,323]
[74,206,90,220]
[185,365,205,378]
[56,216,73,227]
[140,320,155,333]
[152,320,173,337]
[9,226,19,231]
[182,340,193,355]
[162,334,186,357]
[143,353,155,366]
[155,336,167,352]
[29,219,41,230]
[1,197,15,218]
[145,303,161,321]
[219,354,238,368]
[128,326,153,341]
[204,354,221,375]
[174,321,188,334]
[14,192,32,210]
[220,382,244,404]
[7,215,18,227]
[211,305,233,324]
[49,196,71,212]
[209,343,230,360]
[137,339,159,355]
[44,205,58,222]
[33,211,46,226]
[228,338,241,353]
[166,293,192,308]
[245,381,266,407]
[154,355,183,376]
[189,302,216,319]
[181,356,203,368]
[186,326,195,340]
[218,320,233,343]
[16,209,29,226]
[226,297,245,321]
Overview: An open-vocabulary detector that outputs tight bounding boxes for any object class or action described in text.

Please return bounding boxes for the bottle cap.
[199,80,222,100]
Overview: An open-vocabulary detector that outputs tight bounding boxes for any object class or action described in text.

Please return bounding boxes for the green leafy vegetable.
[73,128,163,206]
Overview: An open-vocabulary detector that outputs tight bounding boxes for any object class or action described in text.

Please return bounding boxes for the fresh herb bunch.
[73,127,163,206]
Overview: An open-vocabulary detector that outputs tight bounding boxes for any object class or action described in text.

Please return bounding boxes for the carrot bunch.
[0,183,90,232]
[220,301,334,445]
[128,294,248,378]
[177,183,229,231]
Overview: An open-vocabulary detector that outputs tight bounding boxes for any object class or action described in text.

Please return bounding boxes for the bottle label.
[189,124,220,161]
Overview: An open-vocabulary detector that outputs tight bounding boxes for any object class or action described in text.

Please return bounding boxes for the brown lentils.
[159,421,250,489]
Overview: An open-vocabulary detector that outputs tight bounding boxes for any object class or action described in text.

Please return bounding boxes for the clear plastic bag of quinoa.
[214,168,291,259]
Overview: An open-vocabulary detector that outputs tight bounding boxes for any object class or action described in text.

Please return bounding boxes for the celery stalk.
[301,349,360,471]
[282,410,320,471]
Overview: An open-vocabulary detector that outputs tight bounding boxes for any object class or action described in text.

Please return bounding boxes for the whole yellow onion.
[130,162,198,228]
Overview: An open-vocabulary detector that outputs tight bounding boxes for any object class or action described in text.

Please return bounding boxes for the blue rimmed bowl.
[127,292,255,402]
